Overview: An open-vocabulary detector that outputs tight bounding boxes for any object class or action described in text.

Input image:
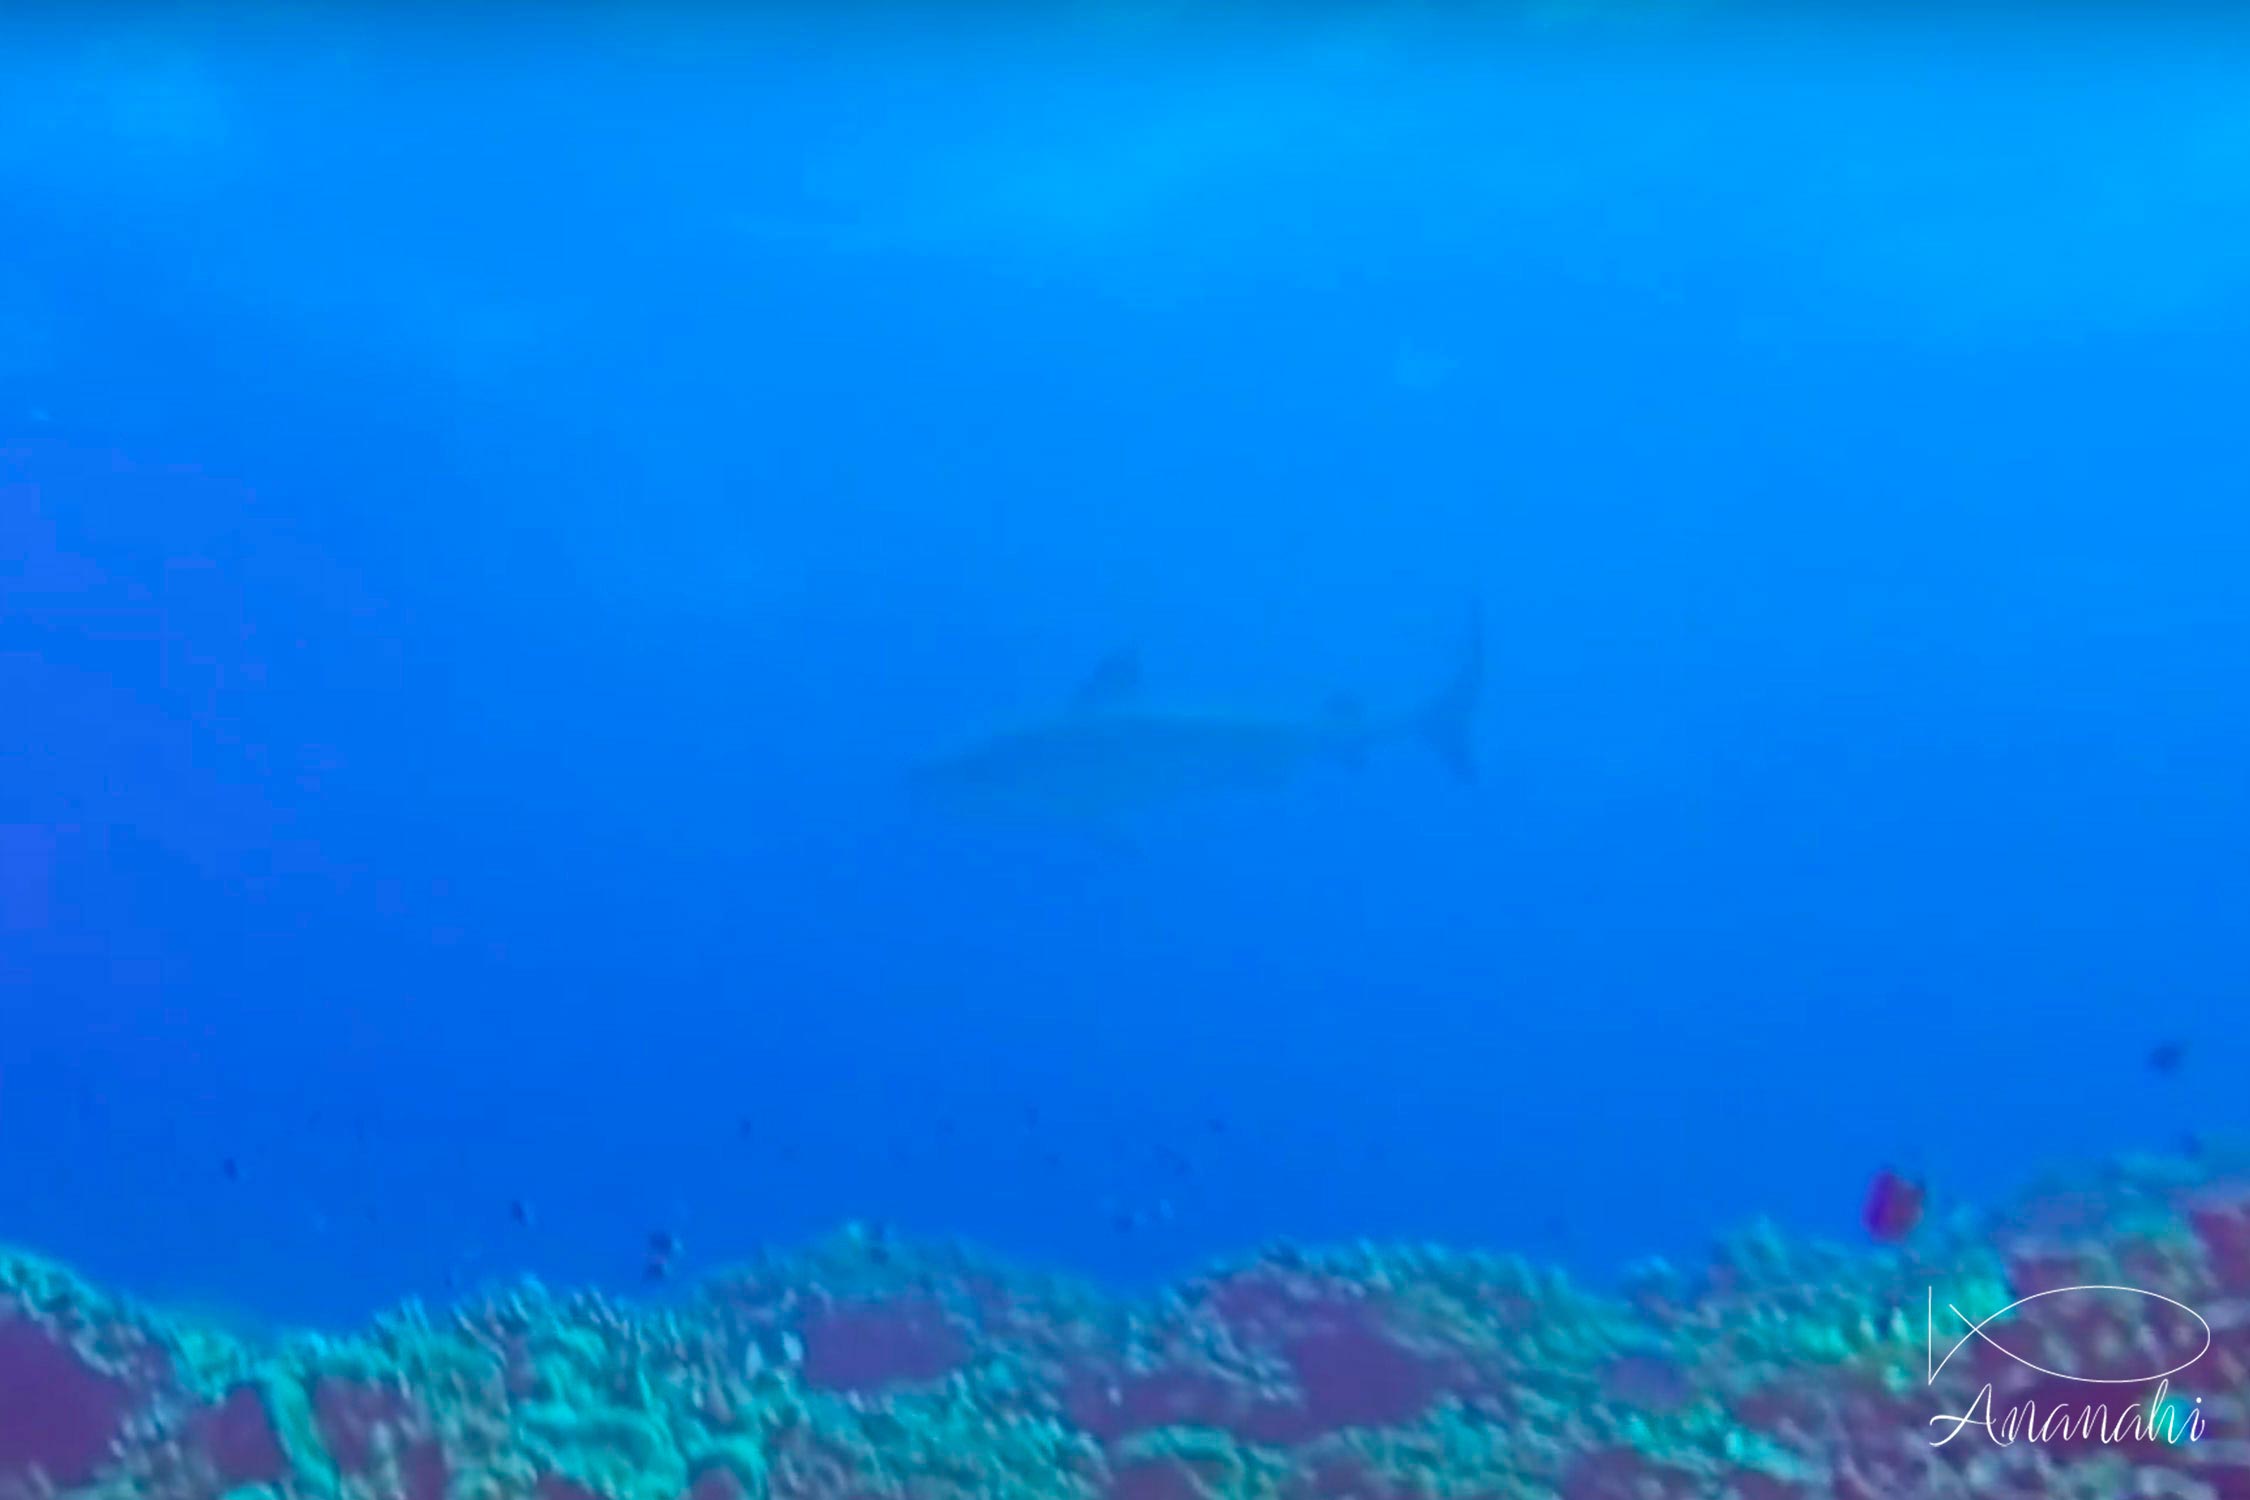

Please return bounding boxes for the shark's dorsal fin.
[1070,649,1142,712]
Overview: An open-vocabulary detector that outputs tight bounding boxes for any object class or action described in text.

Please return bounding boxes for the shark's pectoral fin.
[1071,649,1142,712]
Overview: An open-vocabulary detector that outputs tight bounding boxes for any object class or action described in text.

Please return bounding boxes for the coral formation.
[7,1153,2250,1500]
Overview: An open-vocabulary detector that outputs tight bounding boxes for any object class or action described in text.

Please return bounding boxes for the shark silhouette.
[910,607,1483,826]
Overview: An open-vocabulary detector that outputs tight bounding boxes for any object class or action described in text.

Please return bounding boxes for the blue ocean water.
[2,8,2246,1330]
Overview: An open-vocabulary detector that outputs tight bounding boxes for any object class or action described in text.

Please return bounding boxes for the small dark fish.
[736,1116,755,1140]
[1205,1116,1227,1136]
[643,1255,672,1283]
[649,1229,681,1257]
[509,1199,534,1228]
[1862,1167,1926,1244]
[220,1157,241,1182]
[2148,1040,2189,1075]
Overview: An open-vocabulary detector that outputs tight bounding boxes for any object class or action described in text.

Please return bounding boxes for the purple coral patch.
[684,1465,750,1500]
[191,1382,289,1487]
[0,1315,135,1487]
[1066,1365,1249,1442]
[2191,1194,2250,1288]
[311,1376,416,1474]
[1283,1317,1440,1433]
[799,1296,969,1392]
[399,1439,450,1500]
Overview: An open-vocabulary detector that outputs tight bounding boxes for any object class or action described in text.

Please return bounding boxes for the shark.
[909,607,1484,827]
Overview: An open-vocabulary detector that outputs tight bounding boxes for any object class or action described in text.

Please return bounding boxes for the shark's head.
[904,724,1153,826]
[904,738,1088,824]
[903,648,1148,826]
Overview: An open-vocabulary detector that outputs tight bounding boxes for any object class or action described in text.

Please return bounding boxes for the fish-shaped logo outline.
[1927,1285,2211,1387]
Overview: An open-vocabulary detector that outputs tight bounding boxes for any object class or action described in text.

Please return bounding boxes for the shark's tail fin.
[1415,600,1484,783]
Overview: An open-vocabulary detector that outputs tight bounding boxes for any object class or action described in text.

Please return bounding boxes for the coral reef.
[8,1153,2250,1500]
